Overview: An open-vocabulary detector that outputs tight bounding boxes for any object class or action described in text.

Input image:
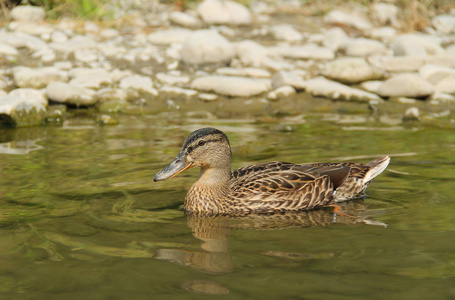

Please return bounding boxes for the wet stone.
[377,73,434,98]
[46,81,97,106]
[13,66,68,89]
[322,57,385,84]
[191,75,270,97]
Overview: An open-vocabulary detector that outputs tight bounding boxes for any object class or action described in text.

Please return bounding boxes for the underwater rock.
[0,91,47,127]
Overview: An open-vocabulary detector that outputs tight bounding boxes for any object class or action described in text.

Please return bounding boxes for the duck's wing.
[230,162,350,213]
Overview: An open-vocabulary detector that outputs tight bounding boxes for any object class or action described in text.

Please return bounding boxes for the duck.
[154,127,390,216]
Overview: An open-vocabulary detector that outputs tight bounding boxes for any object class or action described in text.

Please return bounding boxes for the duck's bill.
[154,152,194,182]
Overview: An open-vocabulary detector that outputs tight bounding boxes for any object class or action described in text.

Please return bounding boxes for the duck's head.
[154,127,231,182]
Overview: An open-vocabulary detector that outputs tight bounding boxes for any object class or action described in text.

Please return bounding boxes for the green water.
[0,98,454,300]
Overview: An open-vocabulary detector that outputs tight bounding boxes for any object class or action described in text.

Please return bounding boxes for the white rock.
[344,38,387,56]
[148,28,193,45]
[180,30,235,65]
[9,88,47,103]
[377,73,434,98]
[96,88,127,102]
[0,43,19,56]
[432,15,455,34]
[267,85,296,100]
[419,64,455,85]
[197,0,251,25]
[391,34,445,56]
[270,44,335,60]
[170,11,201,28]
[156,72,190,85]
[68,68,113,89]
[322,57,385,84]
[46,82,97,106]
[215,67,271,78]
[50,35,98,53]
[0,93,47,126]
[235,40,270,67]
[100,28,120,39]
[304,77,381,102]
[372,3,399,26]
[323,27,349,51]
[74,49,99,63]
[271,71,307,90]
[430,92,455,102]
[359,81,383,94]
[191,75,270,97]
[270,24,303,42]
[11,5,46,22]
[159,86,198,98]
[324,9,372,30]
[369,56,426,72]
[119,75,158,96]
[9,21,53,36]
[0,32,47,51]
[403,107,420,121]
[434,77,455,94]
[13,66,68,89]
[198,93,218,101]
[368,27,397,42]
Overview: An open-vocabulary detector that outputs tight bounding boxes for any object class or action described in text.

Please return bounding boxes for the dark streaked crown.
[182,127,229,150]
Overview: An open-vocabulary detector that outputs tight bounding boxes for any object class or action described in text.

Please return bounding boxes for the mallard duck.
[154,127,390,216]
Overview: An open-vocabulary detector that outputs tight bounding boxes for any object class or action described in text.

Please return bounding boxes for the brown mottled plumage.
[154,128,390,216]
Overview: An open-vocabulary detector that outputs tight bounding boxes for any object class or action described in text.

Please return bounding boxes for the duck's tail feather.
[363,155,390,183]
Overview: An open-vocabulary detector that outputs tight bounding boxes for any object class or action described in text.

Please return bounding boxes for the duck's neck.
[185,166,231,214]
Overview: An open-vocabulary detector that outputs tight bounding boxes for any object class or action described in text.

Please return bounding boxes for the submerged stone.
[0,93,47,127]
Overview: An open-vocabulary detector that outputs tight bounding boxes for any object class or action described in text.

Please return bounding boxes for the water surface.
[0,98,454,300]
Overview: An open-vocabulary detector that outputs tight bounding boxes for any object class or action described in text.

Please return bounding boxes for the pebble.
[46,81,97,106]
[13,66,68,89]
[377,73,434,98]
[403,107,420,121]
[234,40,270,67]
[0,93,47,126]
[324,9,372,30]
[270,44,335,60]
[197,0,251,25]
[323,27,349,51]
[391,34,445,56]
[267,85,296,100]
[148,28,193,45]
[10,5,46,22]
[304,77,381,102]
[371,3,399,27]
[432,15,455,34]
[191,75,270,97]
[0,44,19,56]
[270,24,303,42]
[322,57,385,84]
[69,68,113,89]
[170,11,201,28]
[198,93,218,102]
[271,71,307,90]
[156,72,191,86]
[215,67,271,78]
[343,38,388,57]
[419,64,455,85]
[119,75,158,96]
[180,30,235,65]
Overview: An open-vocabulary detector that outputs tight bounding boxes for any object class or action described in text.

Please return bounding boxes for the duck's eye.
[198,140,206,146]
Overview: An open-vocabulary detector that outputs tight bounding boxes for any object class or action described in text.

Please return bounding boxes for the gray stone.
[432,15,455,34]
[148,28,193,45]
[270,44,335,60]
[46,82,97,106]
[270,24,303,42]
[197,0,251,25]
[11,5,46,22]
[304,77,381,102]
[170,11,201,28]
[271,71,307,90]
[191,75,270,97]
[13,66,68,89]
[324,9,372,30]
[0,91,47,127]
[119,75,158,96]
[235,40,270,67]
[323,27,349,51]
[181,30,235,65]
[344,38,387,57]
[322,57,385,84]
[377,73,434,98]
[0,43,19,56]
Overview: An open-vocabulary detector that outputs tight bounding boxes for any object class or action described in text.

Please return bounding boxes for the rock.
[377,73,434,98]
[198,93,218,101]
[323,57,385,84]
[323,27,349,51]
[432,15,455,34]
[403,107,420,121]
[359,81,383,94]
[368,56,426,72]
[420,64,455,87]
[13,66,68,89]
[50,30,68,43]
[215,67,271,78]
[372,3,399,27]
[304,77,381,102]
[170,11,201,28]
[69,68,113,89]
[197,0,251,25]
[180,30,235,65]
[119,75,158,96]
[159,86,198,100]
[0,44,19,56]
[430,92,455,103]
[96,88,127,102]
[0,32,47,51]
[191,75,270,97]
[343,38,387,57]
[267,85,296,100]
[391,34,445,56]
[46,82,97,106]
[11,5,46,22]
[234,40,269,67]
[156,72,190,85]
[49,36,98,53]
[97,99,128,113]
[433,77,455,94]
[324,9,372,30]
[97,115,119,125]
[10,22,54,36]
[270,24,303,42]
[148,29,193,45]
[0,91,47,127]
[368,27,397,42]
[100,28,120,39]
[270,44,335,60]
[271,71,307,90]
